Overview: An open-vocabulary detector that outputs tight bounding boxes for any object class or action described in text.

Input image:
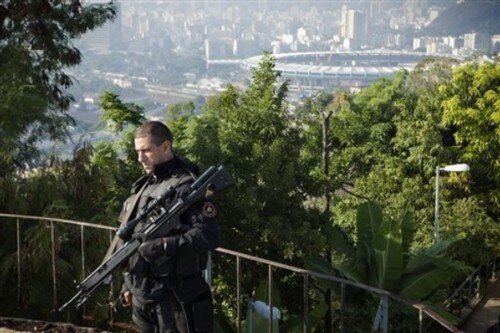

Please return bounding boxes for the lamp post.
[434,163,470,243]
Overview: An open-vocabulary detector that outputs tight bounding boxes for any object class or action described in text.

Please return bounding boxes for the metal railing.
[0,213,462,332]
[445,258,499,320]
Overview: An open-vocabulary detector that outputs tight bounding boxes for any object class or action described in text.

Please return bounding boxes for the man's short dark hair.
[136,121,173,146]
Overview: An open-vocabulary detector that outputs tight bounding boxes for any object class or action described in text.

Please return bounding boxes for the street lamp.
[434,163,470,243]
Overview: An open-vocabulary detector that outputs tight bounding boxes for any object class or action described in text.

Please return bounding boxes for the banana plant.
[305,201,469,330]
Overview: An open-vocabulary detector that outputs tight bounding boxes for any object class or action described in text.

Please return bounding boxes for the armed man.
[119,121,219,333]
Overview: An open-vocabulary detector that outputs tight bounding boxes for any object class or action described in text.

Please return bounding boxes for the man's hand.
[138,236,178,262]
[121,291,132,307]
[138,238,166,261]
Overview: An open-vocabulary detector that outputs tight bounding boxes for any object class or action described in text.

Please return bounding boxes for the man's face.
[134,136,171,174]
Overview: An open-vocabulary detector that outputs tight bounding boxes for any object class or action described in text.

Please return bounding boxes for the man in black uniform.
[119,121,218,333]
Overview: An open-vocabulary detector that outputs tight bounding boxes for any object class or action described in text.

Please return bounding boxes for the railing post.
[204,251,213,288]
[108,229,114,321]
[372,295,388,333]
[237,256,241,333]
[303,274,308,333]
[50,221,58,309]
[247,297,253,333]
[474,275,481,299]
[383,295,388,333]
[16,218,21,306]
[80,225,86,314]
[465,276,470,303]
[268,265,273,333]
[340,283,345,333]
[80,225,85,280]
[419,308,423,333]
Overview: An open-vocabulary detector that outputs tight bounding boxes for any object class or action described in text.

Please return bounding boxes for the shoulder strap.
[102,178,150,261]
[177,173,195,187]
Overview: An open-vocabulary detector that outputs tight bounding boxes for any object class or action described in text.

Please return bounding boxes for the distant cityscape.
[85,0,499,58]
[61,0,499,147]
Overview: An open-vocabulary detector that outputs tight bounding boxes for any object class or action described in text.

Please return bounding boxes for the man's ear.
[162,140,172,153]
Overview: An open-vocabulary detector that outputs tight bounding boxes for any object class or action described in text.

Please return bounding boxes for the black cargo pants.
[132,291,214,333]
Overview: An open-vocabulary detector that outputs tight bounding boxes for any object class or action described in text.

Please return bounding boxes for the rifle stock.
[59,165,234,312]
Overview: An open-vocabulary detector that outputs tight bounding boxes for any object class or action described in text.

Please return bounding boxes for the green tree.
[0,3,119,322]
[297,91,351,210]
[175,53,318,256]
[0,145,118,321]
[0,91,147,324]
[165,101,196,122]
[298,61,497,331]
[198,54,320,259]
[93,91,145,219]
[326,71,412,236]
[171,54,324,329]
[296,91,352,331]
[390,60,499,265]
[0,0,115,172]
[99,91,145,134]
[438,62,500,264]
[440,62,499,211]
[324,61,497,263]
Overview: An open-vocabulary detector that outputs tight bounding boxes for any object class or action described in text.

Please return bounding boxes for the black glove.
[138,238,166,262]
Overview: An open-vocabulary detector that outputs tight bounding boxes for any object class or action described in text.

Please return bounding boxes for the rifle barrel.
[58,290,83,312]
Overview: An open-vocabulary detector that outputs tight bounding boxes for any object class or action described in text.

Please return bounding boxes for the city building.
[464,32,492,54]
[340,7,367,50]
[81,2,122,51]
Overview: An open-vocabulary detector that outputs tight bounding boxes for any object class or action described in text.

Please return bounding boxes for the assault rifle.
[59,165,234,312]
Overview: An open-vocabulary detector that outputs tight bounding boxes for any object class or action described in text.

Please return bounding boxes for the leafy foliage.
[322,61,498,266]
[306,201,469,329]
[99,91,145,133]
[175,54,322,261]
[0,5,118,319]
[0,0,115,172]
[440,62,500,214]
[168,54,326,329]
[165,101,196,122]
[0,90,145,323]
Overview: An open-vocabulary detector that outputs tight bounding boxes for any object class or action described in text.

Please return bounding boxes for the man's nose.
[137,151,145,162]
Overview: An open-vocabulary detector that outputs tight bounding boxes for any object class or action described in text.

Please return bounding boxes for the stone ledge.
[0,317,117,333]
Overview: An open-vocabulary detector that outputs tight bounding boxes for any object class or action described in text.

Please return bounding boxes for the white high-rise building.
[413,37,423,50]
[492,35,500,54]
[340,7,367,50]
[464,33,492,53]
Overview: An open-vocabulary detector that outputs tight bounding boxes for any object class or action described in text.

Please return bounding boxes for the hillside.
[423,1,500,36]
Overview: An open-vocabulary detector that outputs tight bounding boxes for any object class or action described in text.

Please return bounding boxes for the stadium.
[240,50,461,96]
